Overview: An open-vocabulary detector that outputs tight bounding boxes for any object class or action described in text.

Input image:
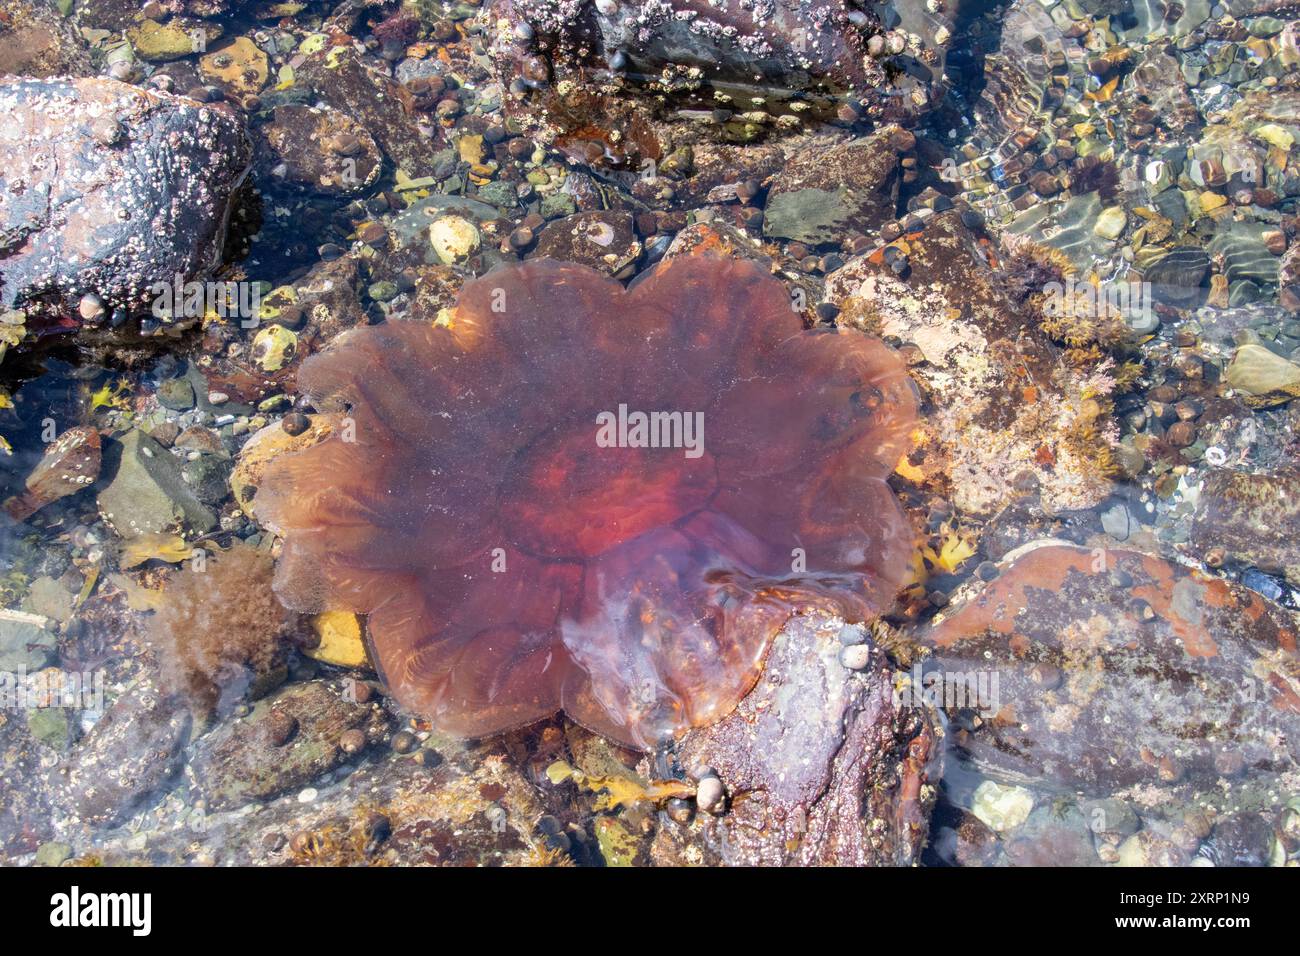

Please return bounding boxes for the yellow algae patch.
[120,533,205,569]
[307,611,370,668]
[545,759,693,812]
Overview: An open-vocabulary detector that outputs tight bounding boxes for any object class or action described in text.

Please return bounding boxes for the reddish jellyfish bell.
[255,255,918,748]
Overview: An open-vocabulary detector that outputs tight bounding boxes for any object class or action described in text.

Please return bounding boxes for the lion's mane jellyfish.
[255,255,917,748]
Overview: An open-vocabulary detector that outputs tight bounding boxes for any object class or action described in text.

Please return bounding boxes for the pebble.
[1166,420,1197,447]
[1100,503,1135,540]
[429,215,481,265]
[839,643,872,670]
[971,780,1034,833]
[357,221,387,244]
[695,775,726,814]
[1146,247,1211,306]
[1094,206,1127,240]
[837,623,866,645]
[251,325,297,372]
[78,294,106,322]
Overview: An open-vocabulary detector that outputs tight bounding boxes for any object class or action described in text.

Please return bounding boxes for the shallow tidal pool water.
[0,0,1298,869]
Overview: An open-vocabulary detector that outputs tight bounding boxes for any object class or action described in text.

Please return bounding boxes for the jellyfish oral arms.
[255,255,918,748]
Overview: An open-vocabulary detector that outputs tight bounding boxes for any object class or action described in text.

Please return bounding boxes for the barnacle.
[256,255,918,748]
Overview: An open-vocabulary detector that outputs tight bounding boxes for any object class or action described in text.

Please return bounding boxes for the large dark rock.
[920,542,1300,795]
[483,0,955,167]
[0,77,251,320]
[652,613,940,866]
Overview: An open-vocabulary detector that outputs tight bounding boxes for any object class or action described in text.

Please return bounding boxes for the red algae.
[255,255,917,748]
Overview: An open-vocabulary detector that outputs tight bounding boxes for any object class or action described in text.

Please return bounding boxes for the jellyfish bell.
[256,254,918,748]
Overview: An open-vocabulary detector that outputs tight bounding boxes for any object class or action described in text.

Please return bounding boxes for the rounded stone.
[839,643,872,670]
[429,215,481,265]
[1093,206,1128,240]
[695,775,726,814]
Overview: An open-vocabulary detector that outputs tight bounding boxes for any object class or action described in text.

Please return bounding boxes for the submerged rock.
[528,209,639,275]
[50,680,191,829]
[1192,470,1300,585]
[0,617,55,672]
[1224,343,1300,407]
[260,104,382,196]
[0,77,250,320]
[1001,804,1098,867]
[0,715,55,854]
[231,413,340,518]
[483,0,953,166]
[920,542,1300,795]
[0,0,93,78]
[97,429,217,538]
[653,614,940,866]
[828,210,1119,515]
[1200,810,1277,867]
[126,17,224,63]
[189,680,391,812]
[762,126,906,244]
[296,46,433,177]
[2,426,101,522]
[1143,247,1211,308]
